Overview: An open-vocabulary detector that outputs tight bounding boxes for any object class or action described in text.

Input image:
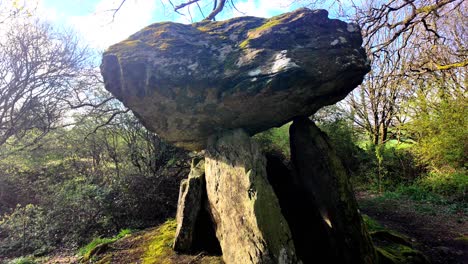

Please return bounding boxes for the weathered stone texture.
[173,158,205,252]
[289,116,377,264]
[100,8,370,150]
[205,129,297,264]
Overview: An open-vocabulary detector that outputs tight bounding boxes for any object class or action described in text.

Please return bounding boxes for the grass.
[6,257,37,264]
[79,228,133,259]
[74,219,222,264]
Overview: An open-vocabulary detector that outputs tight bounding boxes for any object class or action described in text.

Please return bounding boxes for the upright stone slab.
[205,129,297,264]
[173,158,205,252]
[289,116,377,264]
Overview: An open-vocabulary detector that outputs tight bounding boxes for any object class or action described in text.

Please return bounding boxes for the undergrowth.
[6,257,37,264]
[78,228,133,257]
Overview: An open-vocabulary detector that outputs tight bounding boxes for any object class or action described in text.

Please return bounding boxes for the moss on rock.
[78,220,223,264]
[363,215,430,264]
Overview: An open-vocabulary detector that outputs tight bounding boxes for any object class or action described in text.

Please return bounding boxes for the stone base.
[174,122,378,264]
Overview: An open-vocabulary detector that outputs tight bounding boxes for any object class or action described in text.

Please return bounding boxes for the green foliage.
[0,204,51,257]
[6,256,37,264]
[79,228,133,259]
[405,90,467,171]
[0,112,189,257]
[316,114,363,175]
[355,141,423,192]
[373,184,467,216]
[419,171,467,198]
[79,237,115,258]
[393,185,444,202]
[117,229,133,238]
[253,123,291,158]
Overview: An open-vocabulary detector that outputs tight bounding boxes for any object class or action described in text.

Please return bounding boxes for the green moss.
[141,219,223,263]
[252,155,296,260]
[251,19,281,33]
[376,243,429,264]
[238,17,281,49]
[142,219,177,264]
[80,238,115,261]
[362,215,429,264]
[239,39,250,49]
[362,214,385,232]
[121,40,143,46]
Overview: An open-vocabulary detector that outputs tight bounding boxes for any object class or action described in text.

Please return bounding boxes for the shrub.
[0,204,49,257]
[7,257,37,264]
[405,94,467,171]
[419,170,467,199]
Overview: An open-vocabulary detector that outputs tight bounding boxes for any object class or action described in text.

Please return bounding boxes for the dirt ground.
[356,191,468,264]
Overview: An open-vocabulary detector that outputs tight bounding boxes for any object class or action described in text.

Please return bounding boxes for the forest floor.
[42,220,222,264]
[356,190,468,264]
[6,191,466,264]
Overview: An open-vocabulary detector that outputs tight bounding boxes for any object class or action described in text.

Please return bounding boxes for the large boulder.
[100,8,369,150]
[205,129,297,264]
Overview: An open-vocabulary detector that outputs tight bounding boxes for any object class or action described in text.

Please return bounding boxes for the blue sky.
[36,0,300,50]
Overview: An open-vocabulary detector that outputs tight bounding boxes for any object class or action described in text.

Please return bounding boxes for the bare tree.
[0,20,90,147]
[347,51,409,145]
[109,0,236,21]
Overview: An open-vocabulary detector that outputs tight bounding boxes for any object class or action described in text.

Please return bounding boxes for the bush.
[0,204,50,257]
[405,93,467,171]
[354,141,424,192]
[253,123,291,158]
[419,170,467,199]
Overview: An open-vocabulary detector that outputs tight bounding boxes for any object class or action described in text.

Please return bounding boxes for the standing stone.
[205,129,297,264]
[173,158,205,252]
[289,116,377,264]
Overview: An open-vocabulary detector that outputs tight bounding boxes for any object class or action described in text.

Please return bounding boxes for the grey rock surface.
[205,129,297,264]
[101,8,369,150]
[173,158,205,253]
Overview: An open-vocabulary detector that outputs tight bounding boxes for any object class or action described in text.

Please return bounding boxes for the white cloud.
[229,0,295,18]
[68,0,157,51]
[25,0,297,51]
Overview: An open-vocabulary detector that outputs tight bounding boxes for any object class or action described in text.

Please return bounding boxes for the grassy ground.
[77,219,223,264]
[3,220,223,264]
